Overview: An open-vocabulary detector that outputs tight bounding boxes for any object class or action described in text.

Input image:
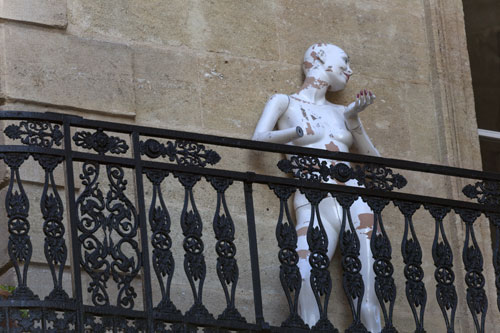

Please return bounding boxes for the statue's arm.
[252,94,304,144]
[344,90,381,157]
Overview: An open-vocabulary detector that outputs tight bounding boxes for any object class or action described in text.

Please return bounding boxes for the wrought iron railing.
[0,111,498,332]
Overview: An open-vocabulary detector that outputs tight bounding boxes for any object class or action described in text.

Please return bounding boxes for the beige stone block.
[273,1,359,65]
[2,24,135,117]
[67,0,191,47]
[133,47,202,131]
[189,0,279,61]
[0,0,67,28]
[199,54,302,138]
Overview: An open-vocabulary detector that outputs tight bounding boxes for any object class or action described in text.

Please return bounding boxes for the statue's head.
[303,43,353,92]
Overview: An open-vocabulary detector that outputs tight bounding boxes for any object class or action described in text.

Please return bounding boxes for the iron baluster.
[175,172,214,321]
[34,154,69,301]
[144,168,180,315]
[335,193,368,333]
[394,201,426,333]
[208,176,246,323]
[301,188,338,332]
[425,205,456,333]
[363,197,395,333]
[269,184,307,329]
[455,209,487,333]
[1,153,38,300]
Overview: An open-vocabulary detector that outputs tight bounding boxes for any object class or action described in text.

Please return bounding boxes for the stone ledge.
[0,0,67,29]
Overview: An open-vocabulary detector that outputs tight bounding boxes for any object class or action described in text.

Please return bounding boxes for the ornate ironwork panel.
[5,120,63,148]
[425,205,456,333]
[278,155,406,191]
[335,193,368,333]
[394,201,426,333]
[140,138,221,167]
[76,162,141,308]
[73,128,129,155]
[463,180,500,206]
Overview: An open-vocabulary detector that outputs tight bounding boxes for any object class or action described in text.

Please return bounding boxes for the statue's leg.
[295,194,341,327]
[351,198,382,332]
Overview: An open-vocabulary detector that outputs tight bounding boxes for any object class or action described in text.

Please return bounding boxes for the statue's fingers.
[361,90,366,106]
[367,91,374,104]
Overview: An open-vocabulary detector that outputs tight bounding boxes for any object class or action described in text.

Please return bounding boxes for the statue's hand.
[344,89,375,119]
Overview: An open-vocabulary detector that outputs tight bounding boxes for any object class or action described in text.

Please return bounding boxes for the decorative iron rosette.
[4,120,63,148]
[278,155,406,190]
[463,180,500,205]
[73,128,128,155]
[140,138,220,167]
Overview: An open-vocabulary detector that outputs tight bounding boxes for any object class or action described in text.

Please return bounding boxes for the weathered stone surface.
[2,24,135,117]
[0,0,67,28]
[67,0,279,61]
[188,0,278,61]
[133,47,202,131]
[67,0,191,47]
[199,54,301,138]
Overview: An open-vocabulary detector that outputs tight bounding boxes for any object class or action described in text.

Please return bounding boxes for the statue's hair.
[302,43,343,75]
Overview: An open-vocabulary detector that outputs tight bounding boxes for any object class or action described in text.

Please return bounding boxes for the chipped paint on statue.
[252,43,382,331]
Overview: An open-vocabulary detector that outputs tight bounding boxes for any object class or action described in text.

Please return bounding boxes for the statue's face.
[322,46,353,92]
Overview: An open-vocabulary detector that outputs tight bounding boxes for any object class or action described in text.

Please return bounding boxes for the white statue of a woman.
[252,43,382,331]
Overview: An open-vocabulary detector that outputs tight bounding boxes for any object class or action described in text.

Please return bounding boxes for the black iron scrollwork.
[353,164,407,191]
[4,120,63,148]
[363,197,396,333]
[269,184,307,329]
[76,162,141,309]
[174,172,214,321]
[424,205,456,333]
[277,156,332,182]
[300,188,338,332]
[144,168,180,315]
[73,128,129,155]
[1,153,38,300]
[33,154,69,301]
[463,180,500,206]
[140,138,220,167]
[277,156,406,191]
[208,177,245,323]
[455,209,487,333]
[394,201,426,333]
[335,193,368,333]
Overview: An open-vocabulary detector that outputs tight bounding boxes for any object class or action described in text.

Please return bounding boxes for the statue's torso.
[277,95,354,153]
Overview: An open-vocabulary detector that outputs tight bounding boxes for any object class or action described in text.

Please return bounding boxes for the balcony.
[0,111,498,332]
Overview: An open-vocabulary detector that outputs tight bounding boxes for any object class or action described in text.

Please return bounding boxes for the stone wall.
[0,0,495,332]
